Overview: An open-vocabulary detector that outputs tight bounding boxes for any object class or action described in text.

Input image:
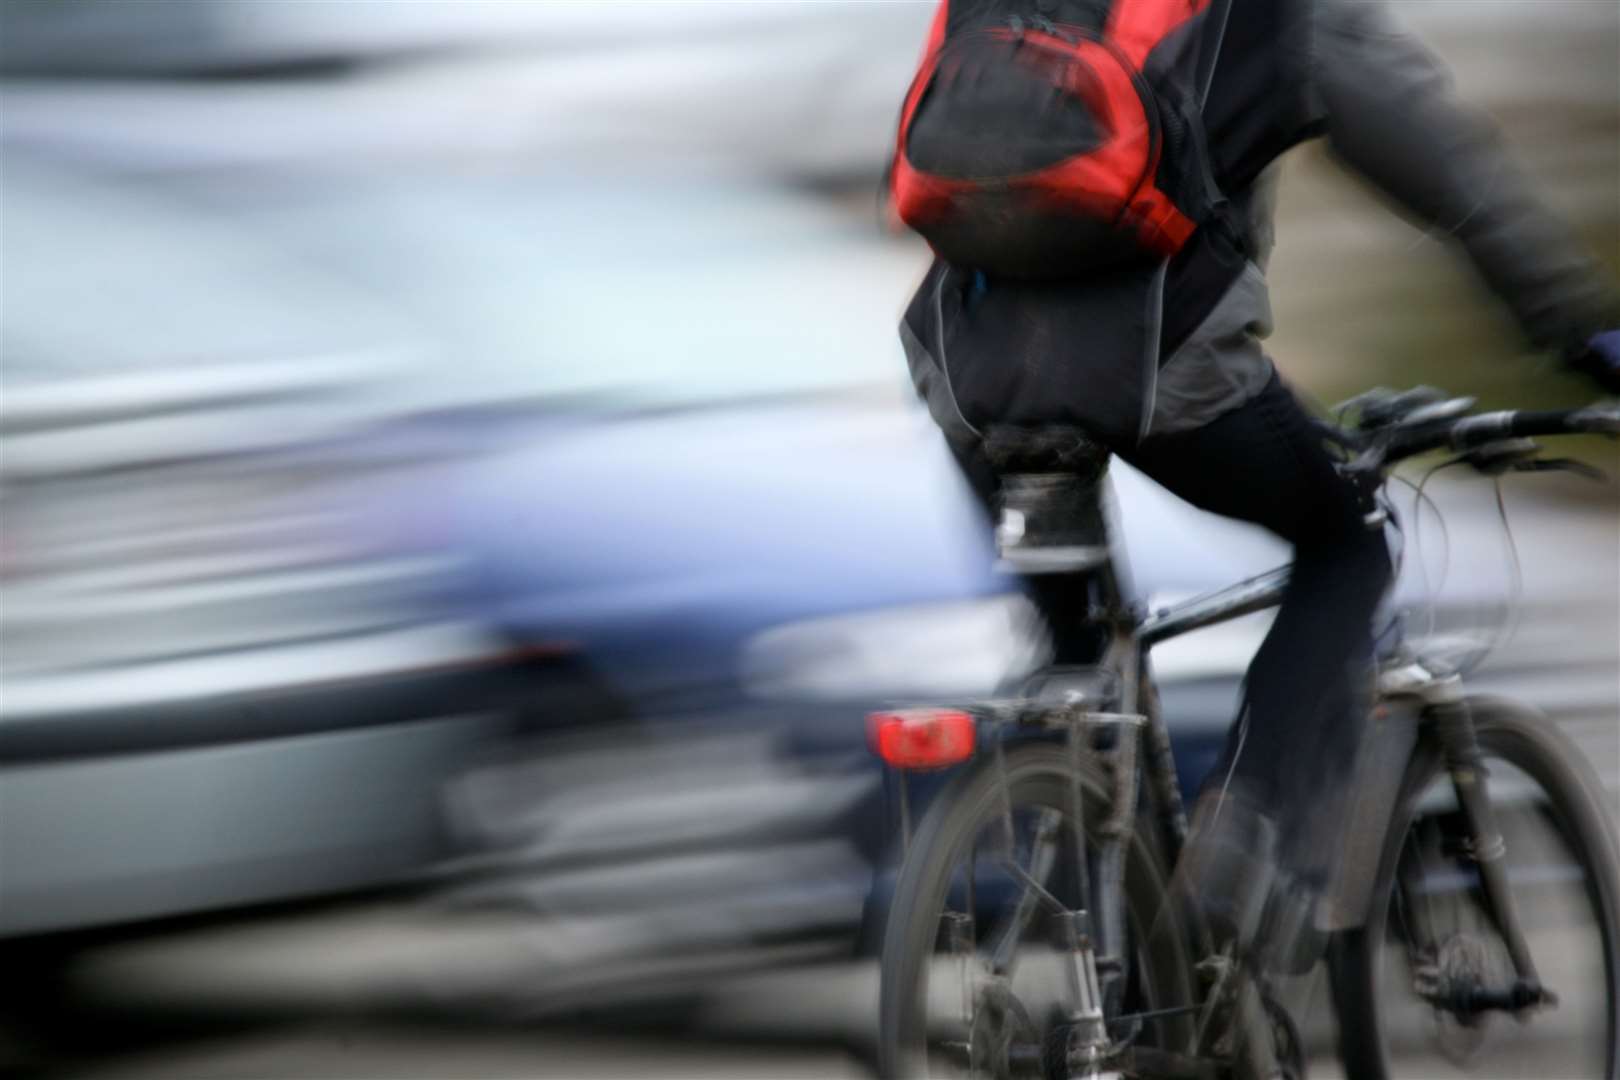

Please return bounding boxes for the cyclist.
[898,0,1620,972]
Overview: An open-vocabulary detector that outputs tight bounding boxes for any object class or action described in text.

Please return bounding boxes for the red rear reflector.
[867,709,976,770]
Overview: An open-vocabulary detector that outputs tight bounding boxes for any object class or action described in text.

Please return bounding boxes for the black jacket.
[901,0,1620,446]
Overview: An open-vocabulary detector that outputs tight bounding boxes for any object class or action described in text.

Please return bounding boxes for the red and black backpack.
[891,0,1230,278]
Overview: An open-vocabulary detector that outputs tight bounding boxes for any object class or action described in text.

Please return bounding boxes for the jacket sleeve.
[1308,0,1620,350]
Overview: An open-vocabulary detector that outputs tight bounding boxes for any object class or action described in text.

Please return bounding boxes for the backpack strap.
[1194,0,1233,108]
[1189,0,1236,214]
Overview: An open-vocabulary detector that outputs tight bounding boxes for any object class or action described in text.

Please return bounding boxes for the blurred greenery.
[1267,115,1619,471]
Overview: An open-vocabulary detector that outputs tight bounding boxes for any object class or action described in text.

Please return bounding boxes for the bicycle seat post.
[982,426,1129,1070]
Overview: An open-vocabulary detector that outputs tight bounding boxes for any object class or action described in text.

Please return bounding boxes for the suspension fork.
[1429,692,1544,990]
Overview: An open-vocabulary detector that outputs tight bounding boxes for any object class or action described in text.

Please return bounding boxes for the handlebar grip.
[1449,409,1581,447]
[1510,409,1591,438]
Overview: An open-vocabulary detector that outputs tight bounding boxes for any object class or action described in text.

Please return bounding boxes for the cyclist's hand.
[1568,330,1620,394]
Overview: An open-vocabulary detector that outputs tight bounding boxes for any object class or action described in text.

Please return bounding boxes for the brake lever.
[1361,385,1446,429]
[1402,397,1476,426]
[1332,386,1393,418]
[1458,438,1541,476]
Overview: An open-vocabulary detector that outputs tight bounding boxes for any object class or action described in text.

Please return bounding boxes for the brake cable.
[1400,459,1461,648]
[1478,476,1526,668]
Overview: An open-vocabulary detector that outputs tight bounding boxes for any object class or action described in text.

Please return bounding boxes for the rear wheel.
[1330,697,1620,1079]
[877,741,1194,1078]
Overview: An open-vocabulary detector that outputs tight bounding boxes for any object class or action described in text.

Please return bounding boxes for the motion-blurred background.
[1,2,1615,1076]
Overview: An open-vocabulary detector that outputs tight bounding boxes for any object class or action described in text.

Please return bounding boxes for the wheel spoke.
[881,743,1196,1080]
[989,808,1065,977]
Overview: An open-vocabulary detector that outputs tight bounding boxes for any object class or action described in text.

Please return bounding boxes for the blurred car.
[424,388,1285,982]
[0,145,1285,950]
[185,162,1280,967]
[0,157,539,938]
[0,7,1288,956]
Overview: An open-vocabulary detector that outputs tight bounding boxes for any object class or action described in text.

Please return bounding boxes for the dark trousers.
[954,373,1393,869]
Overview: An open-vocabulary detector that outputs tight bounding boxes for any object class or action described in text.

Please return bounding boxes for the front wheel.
[877,741,1194,1079]
[1330,697,1620,1079]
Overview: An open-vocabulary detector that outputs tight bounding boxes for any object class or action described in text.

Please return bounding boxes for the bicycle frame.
[880,471,1556,1070]
[1143,561,1546,998]
[880,390,1620,1072]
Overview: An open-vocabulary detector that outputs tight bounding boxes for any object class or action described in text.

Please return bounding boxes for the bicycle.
[871,388,1620,1079]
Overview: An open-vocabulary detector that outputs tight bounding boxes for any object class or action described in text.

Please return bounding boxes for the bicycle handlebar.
[1447,405,1619,446]
[1360,400,1620,473]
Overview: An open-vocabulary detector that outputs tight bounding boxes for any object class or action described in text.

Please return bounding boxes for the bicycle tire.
[877,741,1194,1078]
[1329,696,1620,1079]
